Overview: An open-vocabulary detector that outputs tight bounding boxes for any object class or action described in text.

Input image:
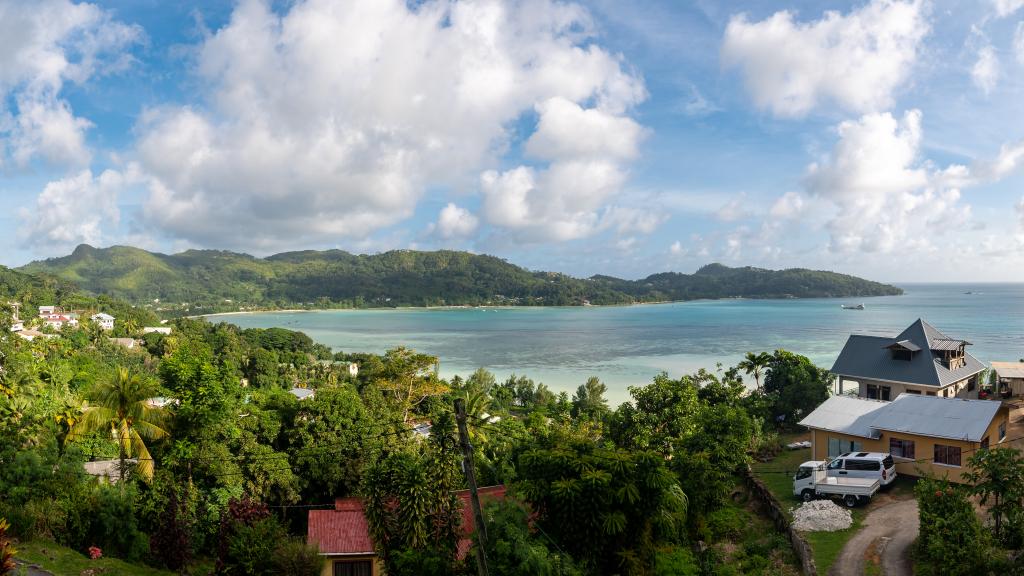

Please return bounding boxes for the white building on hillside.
[142,326,171,335]
[91,313,115,331]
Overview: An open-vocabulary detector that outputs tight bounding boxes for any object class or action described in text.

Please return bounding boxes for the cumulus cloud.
[18,168,135,250]
[769,191,806,219]
[971,45,1000,94]
[715,194,750,222]
[430,203,479,240]
[669,240,686,256]
[800,110,1024,254]
[721,0,928,117]
[994,0,1024,17]
[0,0,141,167]
[136,0,647,250]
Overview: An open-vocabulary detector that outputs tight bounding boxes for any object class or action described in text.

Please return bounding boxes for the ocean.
[213,283,1024,405]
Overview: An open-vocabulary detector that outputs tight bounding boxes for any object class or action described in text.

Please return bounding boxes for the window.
[845,459,881,471]
[934,444,962,467]
[942,389,949,398]
[926,391,936,396]
[866,385,891,400]
[905,389,921,394]
[795,466,813,480]
[889,438,916,459]
[827,458,844,470]
[1000,421,1007,441]
[335,560,373,576]
[828,437,863,458]
[981,437,990,450]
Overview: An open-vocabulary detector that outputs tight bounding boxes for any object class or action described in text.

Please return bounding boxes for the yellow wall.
[809,406,1008,485]
[320,555,384,576]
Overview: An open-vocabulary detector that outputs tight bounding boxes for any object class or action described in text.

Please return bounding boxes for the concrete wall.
[809,406,1009,485]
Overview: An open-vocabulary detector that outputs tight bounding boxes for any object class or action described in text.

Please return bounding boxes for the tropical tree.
[964,447,1024,546]
[761,350,833,427]
[571,376,610,422]
[0,518,15,576]
[68,367,169,481]
[737,351,771,392]
[375,347,448,421]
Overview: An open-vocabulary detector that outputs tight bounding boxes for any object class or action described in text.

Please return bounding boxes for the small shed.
[992,362,1024,397]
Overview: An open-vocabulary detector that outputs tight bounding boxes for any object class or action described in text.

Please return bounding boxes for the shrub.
[1,518,16,576]
[705,506,745,541]
[271,539,324,576]
[653,546,700,576]
[915,477,989,576]
[226,517,285,576]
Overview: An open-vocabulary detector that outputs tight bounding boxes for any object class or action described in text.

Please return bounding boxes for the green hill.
[19,244,902,312]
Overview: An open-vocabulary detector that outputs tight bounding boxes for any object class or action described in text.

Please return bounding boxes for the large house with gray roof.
[831,319,986,400]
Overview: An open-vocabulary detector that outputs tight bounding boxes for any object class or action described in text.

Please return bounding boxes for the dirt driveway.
[830,498,919,576]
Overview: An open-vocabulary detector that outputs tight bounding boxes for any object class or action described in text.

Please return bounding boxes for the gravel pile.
[791,500,853,532]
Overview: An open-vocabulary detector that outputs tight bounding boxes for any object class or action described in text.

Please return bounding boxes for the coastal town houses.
[831,319,986,400]
[308,485,507,576]
[800,394,1009,483]
[91,312,115,331]
[991,361,1024,398]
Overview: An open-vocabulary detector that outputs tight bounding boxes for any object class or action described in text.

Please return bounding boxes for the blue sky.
[2,0,1023,282]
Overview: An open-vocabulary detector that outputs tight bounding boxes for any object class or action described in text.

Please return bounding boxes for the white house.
[38,305,58,316]
[10,321,24,332]
[43,315,77,330]
[142,326,171,335]
[91,313,115,331]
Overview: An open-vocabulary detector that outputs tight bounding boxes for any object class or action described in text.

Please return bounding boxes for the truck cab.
[793,461,825,499]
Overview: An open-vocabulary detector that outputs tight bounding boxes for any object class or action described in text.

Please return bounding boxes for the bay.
[213,283,1024,405]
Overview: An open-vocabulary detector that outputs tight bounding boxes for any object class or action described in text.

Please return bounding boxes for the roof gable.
[797,395,888,438]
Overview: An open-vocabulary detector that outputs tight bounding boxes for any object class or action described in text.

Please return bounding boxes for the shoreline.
[196,293,899,319]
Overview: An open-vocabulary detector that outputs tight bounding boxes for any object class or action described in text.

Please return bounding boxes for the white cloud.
[669,240,688,257]
[431,203,479,240]
[993,0,1024,18]
[18,168,134,250]
[1017,197,1024,229]
[799,110,1024,255]
[0,0,141,167]
[1014,22,1024,64]
[971,45,1000,94]
[768,191,806,219]
[721,0,928,117]
[136,0,646,250]
[715,194,750,222]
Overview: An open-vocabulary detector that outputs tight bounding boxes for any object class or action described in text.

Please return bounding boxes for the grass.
[749,436,921,574]
[14,539,184,576]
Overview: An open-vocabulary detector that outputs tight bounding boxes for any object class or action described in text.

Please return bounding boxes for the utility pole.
[455,398,490,576]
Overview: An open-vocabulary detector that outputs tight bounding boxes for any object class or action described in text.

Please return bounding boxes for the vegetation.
[19,244,902,314]
[0,265,843,575]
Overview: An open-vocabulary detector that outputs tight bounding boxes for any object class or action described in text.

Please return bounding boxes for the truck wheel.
[843,494,857,508]
[801,489,815,502]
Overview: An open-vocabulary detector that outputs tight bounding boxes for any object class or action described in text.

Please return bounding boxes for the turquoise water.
[215,284,1024,405]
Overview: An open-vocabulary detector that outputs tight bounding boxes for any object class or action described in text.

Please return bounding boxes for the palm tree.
[738,351,771,392]
[68,367,169,482]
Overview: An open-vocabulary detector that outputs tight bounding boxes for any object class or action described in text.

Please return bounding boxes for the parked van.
[826,452,897,486]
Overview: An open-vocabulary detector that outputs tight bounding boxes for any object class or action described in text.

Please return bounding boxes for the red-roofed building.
[308,485,506,576]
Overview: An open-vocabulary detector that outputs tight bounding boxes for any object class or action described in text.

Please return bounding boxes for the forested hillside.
[20,244,902,312]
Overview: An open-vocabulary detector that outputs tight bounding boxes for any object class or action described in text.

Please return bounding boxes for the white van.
[826,452,897,486]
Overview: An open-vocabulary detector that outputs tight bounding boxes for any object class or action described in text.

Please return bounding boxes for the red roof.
[307,485,507,556]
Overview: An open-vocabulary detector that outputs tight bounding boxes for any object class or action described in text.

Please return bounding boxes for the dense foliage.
[0,267,838,575]
[21,244,902,313]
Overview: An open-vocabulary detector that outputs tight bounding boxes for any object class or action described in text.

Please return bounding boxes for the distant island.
[18,244,903,314]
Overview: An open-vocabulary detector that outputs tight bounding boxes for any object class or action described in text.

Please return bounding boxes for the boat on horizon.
[841,303,865,310]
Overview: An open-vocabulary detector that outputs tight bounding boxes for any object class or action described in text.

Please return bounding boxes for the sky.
[1,0,1023,282]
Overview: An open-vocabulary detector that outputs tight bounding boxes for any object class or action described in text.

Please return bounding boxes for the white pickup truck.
[792,460,880,507]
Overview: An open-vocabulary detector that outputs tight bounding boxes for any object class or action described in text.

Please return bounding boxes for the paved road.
[830,499,919,576]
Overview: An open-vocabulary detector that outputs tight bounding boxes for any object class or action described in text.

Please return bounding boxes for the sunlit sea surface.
[213,284,1024,405]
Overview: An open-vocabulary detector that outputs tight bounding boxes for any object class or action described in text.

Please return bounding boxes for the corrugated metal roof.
[992,362,1024,379]
[930,338,970,351]
[797,395,889,438]
[868,394,1002,442]
[801,394,1004,443]
[830,319,984,388]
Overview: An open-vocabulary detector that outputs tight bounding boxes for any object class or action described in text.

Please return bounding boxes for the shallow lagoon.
[215,283,1024,405]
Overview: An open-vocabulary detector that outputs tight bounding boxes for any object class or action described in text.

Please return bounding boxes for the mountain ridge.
[19,244,903,312]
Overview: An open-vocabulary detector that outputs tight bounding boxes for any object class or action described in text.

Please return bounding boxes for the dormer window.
[886,340,920,361]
